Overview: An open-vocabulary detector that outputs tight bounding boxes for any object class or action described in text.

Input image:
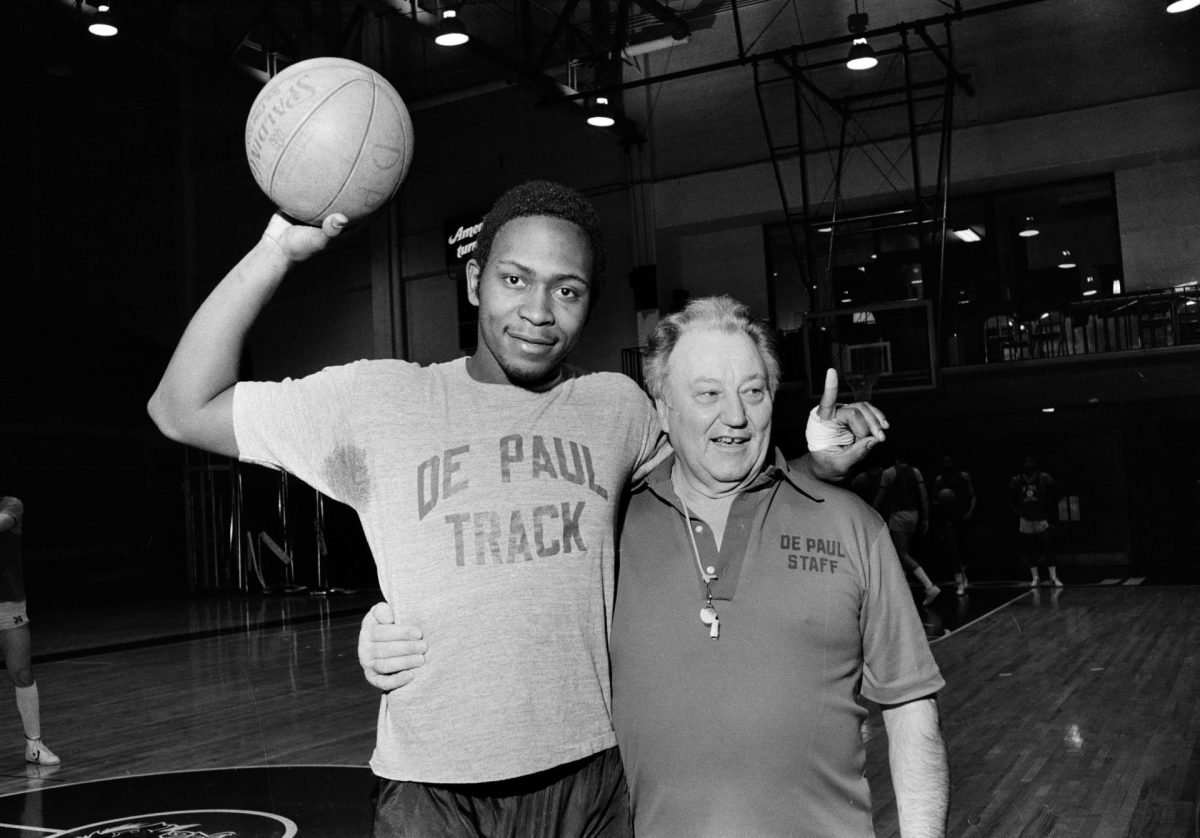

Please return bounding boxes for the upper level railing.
[943,287,1200,368]
[622,287,1200,398]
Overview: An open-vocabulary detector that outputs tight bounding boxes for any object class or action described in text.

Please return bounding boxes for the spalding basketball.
[936,487,956,506]
[245,57,414,224]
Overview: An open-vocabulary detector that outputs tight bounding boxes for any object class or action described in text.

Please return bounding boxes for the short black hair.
[473,181,606,292]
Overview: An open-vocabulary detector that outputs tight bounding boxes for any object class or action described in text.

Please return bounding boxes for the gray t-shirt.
[234,357,663,782]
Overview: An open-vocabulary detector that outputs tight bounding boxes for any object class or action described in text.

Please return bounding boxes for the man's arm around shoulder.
[881,695,949,838]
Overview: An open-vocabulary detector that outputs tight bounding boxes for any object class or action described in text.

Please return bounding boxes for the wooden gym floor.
[0,581,1194,836]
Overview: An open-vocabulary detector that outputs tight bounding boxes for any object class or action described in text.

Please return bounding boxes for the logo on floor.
[0,766,375,838]
[51,810,297,837]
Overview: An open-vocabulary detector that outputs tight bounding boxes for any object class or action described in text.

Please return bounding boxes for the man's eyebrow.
[684,373,766,388]
[492,258,532,275]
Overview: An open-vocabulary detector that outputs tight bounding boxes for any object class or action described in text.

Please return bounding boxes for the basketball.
[936,487,956,507]
[244,57,414,225]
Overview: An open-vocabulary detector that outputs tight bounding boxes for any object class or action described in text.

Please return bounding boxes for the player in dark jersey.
[0,497,60,766]
[934,456,976,595]
[1009,457,1062,586]
[874,450,940,605]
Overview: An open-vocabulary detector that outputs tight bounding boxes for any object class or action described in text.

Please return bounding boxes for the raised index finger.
[817,368,839,421]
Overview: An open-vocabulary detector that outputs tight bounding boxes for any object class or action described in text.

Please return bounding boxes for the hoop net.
[845,371,879,403]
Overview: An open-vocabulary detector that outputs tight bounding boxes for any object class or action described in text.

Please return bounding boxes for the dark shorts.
[1018,526,1054,567]
[371,747,632,838]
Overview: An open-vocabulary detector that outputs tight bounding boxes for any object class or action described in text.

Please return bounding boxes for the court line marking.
[31,606,375,666]
[0,822,55,834]
[0,764,373,800]
[929,589,1034,644]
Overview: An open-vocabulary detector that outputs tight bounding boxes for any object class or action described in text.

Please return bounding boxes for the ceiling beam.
[543,0,1047,104]
[914,23,974,97]
[531,0,583,73]
[628,0,690,42]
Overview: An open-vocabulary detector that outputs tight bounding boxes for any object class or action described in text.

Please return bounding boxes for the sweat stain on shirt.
[323,443,371,509]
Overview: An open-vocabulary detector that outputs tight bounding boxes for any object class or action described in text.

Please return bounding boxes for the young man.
[0,496,60,767]
[362,297,947,837]
[150,181,885,836]
[150,181,659,836]
[875,449,940,605]
[933,455,976,595]
[1009,455,1061,586]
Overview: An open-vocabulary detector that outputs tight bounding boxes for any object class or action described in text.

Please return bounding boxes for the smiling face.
[656,327,774,497]
[466,215,593,391]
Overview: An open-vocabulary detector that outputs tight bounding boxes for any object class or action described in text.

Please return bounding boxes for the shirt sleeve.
[858,523,945,705]
[232,363,364,508]
[629,388,671,484]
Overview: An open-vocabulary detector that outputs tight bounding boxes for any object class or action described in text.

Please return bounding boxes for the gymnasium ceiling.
[5,0,1198,374]
[22,0,1200,129]
[10,0,1200,210]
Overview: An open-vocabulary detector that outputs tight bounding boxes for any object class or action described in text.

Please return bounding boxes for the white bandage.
[806,405,856,452]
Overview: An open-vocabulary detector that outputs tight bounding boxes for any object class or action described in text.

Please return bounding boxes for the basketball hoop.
[845,370,879,403]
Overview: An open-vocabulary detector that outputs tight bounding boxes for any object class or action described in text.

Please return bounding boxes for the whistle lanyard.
[676,492,721,640]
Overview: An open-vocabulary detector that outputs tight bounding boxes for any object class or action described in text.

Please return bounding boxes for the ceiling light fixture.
[87,1,118,37]
[952,228,982,242]
[846,10,878,71]
[1018,216,1039,237]
[1057,249,1076,269]
[435,9,469,47]
[1166,0,1200,12]
[586,96,615,128]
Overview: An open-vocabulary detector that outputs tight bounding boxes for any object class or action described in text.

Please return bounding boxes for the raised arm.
[881,696,949,837]
[147,213,347,457]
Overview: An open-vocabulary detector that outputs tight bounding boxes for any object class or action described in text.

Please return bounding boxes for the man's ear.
[655,398,671,436]
[466,260,482,307]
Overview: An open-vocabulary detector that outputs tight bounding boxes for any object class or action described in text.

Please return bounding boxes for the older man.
[612,295,947,837]
[360,296,943,836]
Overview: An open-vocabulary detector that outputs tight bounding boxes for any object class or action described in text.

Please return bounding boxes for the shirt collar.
[643,448,824,505]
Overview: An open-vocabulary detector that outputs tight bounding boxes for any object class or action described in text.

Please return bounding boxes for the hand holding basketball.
[245,57,414,225]
[262,212,348,263]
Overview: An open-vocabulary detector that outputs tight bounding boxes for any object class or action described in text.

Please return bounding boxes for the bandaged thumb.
[806,405,857,452]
